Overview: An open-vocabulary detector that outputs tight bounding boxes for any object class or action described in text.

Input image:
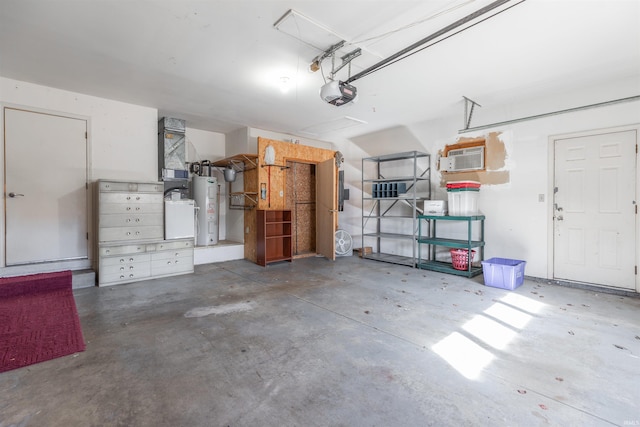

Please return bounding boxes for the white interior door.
[5,108,88,265]
[316,158,337,260]
[553,130,636,289]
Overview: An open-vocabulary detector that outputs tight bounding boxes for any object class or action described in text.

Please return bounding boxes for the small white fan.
[335,229,353,257]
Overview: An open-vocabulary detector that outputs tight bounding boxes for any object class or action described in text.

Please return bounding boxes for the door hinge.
[86,232,89,240]
[635,265,637,275]
[85,131,88,139]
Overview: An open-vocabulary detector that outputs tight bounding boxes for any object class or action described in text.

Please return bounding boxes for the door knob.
[8,192,24,198]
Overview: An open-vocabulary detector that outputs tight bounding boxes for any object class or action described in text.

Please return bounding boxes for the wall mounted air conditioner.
[440,146,485,172]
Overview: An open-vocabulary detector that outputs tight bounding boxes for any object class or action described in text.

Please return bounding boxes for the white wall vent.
[440,146,484,172]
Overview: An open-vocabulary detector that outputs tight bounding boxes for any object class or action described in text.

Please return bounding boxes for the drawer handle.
[120,275,125,279]
[136,218,140,222]
[175,252,179,256]
[136,207,140,211]
[136,196,140,200]
[126,207,131,211]
[127,232,131,236]
[129,274,134,278]
[105,249,110,254]
[126,196,131,200]
[126,219,131,223]
[167,261,172,264]
[129,258,134,262]
[120,267,124,271]
[175,260,179,264]
[130,266,134,270]
[120,258,125,263]
[135,231,140,235]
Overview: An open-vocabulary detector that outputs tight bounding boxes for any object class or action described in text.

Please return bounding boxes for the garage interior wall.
[2,74,639,292]
[334,75,640,289]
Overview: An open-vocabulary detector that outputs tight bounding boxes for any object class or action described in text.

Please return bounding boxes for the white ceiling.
[1,0,638,140]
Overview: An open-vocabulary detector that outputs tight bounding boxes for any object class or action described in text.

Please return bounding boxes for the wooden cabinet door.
[316,158,337,261]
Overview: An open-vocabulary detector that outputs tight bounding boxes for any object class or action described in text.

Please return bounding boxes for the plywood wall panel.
[294,203,316,255]
[257,137,335,211]
[244,208,257,262]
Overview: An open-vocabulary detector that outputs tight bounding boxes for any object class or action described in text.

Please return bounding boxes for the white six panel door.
[554,130,636,290]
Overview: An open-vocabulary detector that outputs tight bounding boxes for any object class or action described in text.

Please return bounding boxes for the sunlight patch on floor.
[462,315,517,350]
[432,332,495,380]
[432,292,547,380]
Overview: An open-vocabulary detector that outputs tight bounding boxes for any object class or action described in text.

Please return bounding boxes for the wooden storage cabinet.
[256,210,292,266]
[97,179,194,286]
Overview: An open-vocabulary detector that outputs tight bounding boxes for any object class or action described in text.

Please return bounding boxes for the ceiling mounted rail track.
[345,0,523,84]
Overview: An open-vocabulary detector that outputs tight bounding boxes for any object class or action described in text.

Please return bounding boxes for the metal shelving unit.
[361,151,431,267]
[417,214,485,277]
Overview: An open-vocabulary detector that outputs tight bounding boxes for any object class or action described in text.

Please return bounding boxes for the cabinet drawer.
[99,226,164,242]
[101,252,151,267]
[99,203,164,215]
[99,268,152,286]
[151,248,193,261]
[99,181,162,193]
[99,213,163,228]
[151,246,193,276]
[99,244,147,256]
[151,257,194,276]
[99,192,164,206]
[99,255,151,285]
[99,201,164,215]
[148,239,194,251]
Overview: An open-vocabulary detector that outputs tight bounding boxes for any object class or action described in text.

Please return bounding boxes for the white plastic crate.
[447,190,478,216]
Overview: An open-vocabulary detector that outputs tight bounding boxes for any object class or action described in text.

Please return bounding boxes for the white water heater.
[192,176,219,246]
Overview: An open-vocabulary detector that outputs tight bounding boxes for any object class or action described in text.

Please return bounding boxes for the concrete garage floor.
[1,256,639,426]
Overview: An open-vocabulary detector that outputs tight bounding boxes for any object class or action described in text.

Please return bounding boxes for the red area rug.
[0,271,85,373]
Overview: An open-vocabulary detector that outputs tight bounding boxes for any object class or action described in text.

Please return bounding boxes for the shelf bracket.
[462,96,482,130]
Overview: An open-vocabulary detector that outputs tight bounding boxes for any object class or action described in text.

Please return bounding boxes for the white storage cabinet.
[97,180,194,286]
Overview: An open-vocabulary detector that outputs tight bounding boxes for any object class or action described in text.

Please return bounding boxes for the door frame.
[547,124,640,292]
[0,103,93,275]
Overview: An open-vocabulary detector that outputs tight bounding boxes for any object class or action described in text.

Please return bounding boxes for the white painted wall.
[1,77,158,181]
[186,127,225,163]
[5,73,636,283]
[336,77,640,283]
[0,77,158,269]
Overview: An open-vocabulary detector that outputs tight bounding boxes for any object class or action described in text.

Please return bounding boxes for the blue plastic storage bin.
[481,258,526,290]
